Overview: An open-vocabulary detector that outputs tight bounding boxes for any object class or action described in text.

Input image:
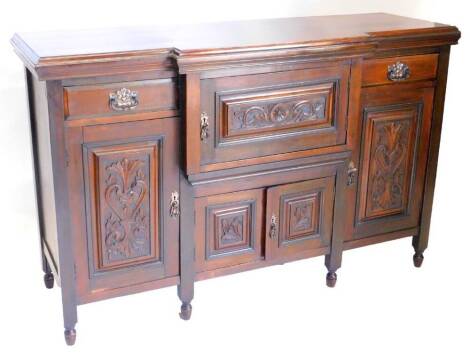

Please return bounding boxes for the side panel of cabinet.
[353,85,434,239]
[70,118,180,301]
[265,178,335,260]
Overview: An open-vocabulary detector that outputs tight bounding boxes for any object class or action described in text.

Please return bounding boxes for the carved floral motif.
[103,158,150,263]
[219,216,243,245]
[231,97,326,131]
[370,120,410,211]
[291,201,313,232]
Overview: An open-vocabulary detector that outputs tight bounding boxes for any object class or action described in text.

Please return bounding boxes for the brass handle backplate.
[169,191,180,218]
[387,61,410,81]
[347,161,358,186]
[269,214,277,238]
[109,88,139,111]
[200,112,209,141]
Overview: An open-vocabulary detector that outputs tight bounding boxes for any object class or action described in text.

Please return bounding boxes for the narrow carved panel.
[219,82,335,140]
[207,202,254,258]
[87,141,160,271]
[360,106,418,221]
[281,192,321,242]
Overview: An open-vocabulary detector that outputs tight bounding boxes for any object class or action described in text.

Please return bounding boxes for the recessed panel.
[282,192,321,243]
[86,141,160,272]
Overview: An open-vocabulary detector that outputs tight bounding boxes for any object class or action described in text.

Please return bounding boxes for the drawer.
[195,63,350,171]
[362,54,438,86]
[64,79,177,119]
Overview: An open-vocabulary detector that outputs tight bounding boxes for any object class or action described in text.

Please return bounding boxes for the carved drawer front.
[362,54,438,86]
[265,178,335,261]
[197,63,350,170]
[64,79,177,119]
[78,118,179,296]
[195,189,264,272]
[353,85,434,239]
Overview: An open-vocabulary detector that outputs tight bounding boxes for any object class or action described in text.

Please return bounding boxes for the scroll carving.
[231,97,326,131]
[103,158,150,263]
[370,121,410,212]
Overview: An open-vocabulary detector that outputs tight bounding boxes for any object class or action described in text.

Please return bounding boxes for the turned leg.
[325,252,340,288]
[326,271,338,287]
[64,328,76,346]
[412,235,426,268]
[178,175,195,320]
[324,253,341,288]
[413,251,425,268]
[43,259,54,289]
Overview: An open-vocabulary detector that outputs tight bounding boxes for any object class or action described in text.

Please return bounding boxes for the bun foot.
[179,302,192,320]
[413,252,424,268]
[44,273,54,289]
[64,328,76,346]
[326,272,337,288]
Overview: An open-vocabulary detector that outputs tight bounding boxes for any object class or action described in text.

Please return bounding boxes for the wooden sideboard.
[11,13,460,345]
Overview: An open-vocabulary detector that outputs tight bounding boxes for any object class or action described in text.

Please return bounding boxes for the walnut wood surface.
[14,13,460,345]
[11,13,460,80]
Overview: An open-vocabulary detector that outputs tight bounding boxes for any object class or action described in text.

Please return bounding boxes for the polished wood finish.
[362,54,438,86]
[64,78,177,119]
[12,13,459,345]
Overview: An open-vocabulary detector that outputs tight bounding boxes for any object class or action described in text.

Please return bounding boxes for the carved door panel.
[198,63,350,167]
[353,85,434,239]
[265,178,335,261]
[79,118,179,295]
[195,189,264,272]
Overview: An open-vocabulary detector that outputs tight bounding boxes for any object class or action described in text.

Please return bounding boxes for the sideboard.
[11,13,460,345]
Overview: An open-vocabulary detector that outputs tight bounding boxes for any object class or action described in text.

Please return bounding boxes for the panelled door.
[265,178,335,261]
[71,118,180,299]
[353,84,434,239]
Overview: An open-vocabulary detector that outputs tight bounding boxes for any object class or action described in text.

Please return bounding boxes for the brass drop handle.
[109,87,139,111]
[269,214,277,238]
[347,161,358,186]
[200,112,209,141]
[387,61,410,81]
[169,191,180,218]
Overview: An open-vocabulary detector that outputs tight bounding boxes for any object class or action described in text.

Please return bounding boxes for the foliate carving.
[103,158,150,263]
[231,97,326,131]
[370,120,410,212]
[220,216,243,245]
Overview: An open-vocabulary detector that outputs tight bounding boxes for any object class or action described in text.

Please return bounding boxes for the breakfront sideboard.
[11,13,460,345]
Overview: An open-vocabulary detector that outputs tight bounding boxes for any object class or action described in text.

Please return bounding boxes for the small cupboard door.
[194,189,265,272]
[353,85,434,239]
[78,118,180,296]
[265,178,335,261]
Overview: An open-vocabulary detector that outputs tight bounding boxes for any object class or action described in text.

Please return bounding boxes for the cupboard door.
[195,189,264,272]
[354,85,434,239]
[266,178,335,261]
[79,118,179,294]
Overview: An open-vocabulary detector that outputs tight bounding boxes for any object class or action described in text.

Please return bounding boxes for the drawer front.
[198,63,350,167]
[195,189,265,272]
[353,84,434,239]
[64,79,177,119]
[265,178,335,260]
[362,54,438,86]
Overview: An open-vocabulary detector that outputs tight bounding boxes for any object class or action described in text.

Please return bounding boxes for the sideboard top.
[11,13,460,80]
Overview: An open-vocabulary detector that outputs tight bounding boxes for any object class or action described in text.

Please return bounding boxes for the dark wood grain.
[14,14,460,345]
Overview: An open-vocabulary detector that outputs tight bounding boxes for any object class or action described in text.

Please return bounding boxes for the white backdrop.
[1,1,468,352]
